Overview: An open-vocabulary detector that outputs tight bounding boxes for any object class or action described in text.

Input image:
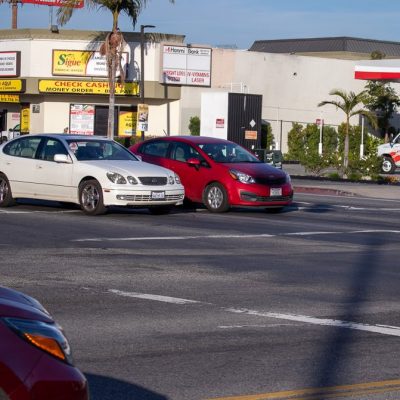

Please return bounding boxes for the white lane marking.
[109,290,400,338]
[108,289,201,304]
[225,308,400,337]
[218,324,293,329]
[74,233,275,242]
[0,209,79,214]
[73,229,400,242]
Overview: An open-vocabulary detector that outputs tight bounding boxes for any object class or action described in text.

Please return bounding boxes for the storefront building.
[0,29,186,140]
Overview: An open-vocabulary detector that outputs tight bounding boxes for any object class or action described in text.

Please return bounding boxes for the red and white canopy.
[355,60,400,80]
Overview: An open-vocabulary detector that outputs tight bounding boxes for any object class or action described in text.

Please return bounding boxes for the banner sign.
[20,104,30,134]
[136,104,149,132]
[0,94,19,103]
[38,79,139,96]
[161,45,212,87]
[118,110,137,137]
[21,0,83,8]
[52,50,128,77]
[0,52,20,77]
[0,79,25,93]
[70,104,95,135]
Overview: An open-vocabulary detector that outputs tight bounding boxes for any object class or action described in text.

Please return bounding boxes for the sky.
[1,0,400,49]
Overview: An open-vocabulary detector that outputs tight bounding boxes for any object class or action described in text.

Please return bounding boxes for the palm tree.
[57,0,174,139]
[318,89,377,175]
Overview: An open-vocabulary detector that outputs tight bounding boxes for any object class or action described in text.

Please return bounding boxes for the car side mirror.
[54,154,72,164]
[187,158,201,168]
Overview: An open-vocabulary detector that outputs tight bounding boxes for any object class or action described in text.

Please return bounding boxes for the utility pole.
[11,0,19,29]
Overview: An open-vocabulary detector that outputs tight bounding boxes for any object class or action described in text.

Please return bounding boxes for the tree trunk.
[107,54,117,140]
[343,120,349,176]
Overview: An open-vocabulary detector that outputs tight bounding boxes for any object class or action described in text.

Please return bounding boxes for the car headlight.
[127,176,138,185]
[168,175,175,185]
[3,318,73,365]
[229,169,255,184]
[107,172,127,184]
[174,173,181,185]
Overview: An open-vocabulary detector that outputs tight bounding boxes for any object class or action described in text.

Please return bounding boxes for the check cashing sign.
[21,0,83,7]
[39,80,139,96]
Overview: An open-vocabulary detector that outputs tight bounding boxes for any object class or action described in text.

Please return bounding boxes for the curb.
[293,186,356,197]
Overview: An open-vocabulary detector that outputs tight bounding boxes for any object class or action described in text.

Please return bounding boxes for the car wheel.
[148,205,173,215]
[203,182,229,213]
[79,180,107,215]
[382,156,396,174]
[0,173,15,207]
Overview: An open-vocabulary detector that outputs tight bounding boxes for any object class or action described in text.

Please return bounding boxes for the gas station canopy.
[355,59,400,81]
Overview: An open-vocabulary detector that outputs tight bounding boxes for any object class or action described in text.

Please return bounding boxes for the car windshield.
[67,139,138,161]
[199,142,261,163]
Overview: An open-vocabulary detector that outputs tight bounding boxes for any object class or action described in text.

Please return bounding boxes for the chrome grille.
[138,176,168,186]
[117,194,184,202]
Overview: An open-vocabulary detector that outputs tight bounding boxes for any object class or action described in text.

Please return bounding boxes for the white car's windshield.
[67,139,138,161]
[199,142,261,163]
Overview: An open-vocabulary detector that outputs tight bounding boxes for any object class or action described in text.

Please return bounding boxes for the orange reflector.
[24,333,65,361]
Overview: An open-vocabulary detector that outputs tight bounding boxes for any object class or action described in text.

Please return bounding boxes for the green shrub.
[189,116,200,136]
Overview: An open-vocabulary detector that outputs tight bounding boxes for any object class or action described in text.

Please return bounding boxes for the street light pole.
[140,24,155,141]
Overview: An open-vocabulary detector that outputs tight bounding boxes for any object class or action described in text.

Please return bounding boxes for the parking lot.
[1,191,400,399]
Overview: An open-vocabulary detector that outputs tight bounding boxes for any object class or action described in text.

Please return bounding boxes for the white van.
[377,133,400,173]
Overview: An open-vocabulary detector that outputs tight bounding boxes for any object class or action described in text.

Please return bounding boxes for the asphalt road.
[1,193,400,400]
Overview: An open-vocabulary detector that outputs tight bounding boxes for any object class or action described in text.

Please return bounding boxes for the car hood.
[78,159,175,177]
[224,162,287,178]
[0,286,52,322]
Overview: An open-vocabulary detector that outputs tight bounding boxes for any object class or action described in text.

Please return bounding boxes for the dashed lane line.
[73,229,400,242]
[108,290,400,338]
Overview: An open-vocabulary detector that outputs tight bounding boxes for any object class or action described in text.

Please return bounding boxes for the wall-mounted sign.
[0,94,19,103]
[38,80,139,96]
[245,130,257,140]
[0,52,20,77]
[161,44,211,87]
[20,104,30,134]
[52,50,128,77]
[0,79,25,93]
[118,110,137,137]
[70,104,95,135]
[137,104,149,132]
[32,104,40,113]
[216,118,225,128]
[21,0,83,8]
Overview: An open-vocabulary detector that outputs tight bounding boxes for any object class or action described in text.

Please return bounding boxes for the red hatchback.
[0,286,88,400]
[130,136,293,212]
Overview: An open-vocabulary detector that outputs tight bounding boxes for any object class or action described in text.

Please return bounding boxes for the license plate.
[270,188,282,197]
[151,191,165,200]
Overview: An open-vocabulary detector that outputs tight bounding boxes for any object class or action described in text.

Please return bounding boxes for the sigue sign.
[21,0,83,7]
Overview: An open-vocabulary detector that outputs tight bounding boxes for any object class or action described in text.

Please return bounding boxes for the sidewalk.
[282,163,400,201]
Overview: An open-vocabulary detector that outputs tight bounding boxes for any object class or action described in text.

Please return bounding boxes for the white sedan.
[0,134,184,215]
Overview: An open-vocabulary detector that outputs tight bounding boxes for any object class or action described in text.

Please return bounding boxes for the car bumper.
[229,183,293,207]
[102,188,185,207]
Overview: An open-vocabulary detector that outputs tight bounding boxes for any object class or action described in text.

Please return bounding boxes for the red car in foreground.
[130,136,293,212]
[0,286,88,400]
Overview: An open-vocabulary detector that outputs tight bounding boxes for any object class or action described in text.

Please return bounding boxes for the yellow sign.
[52,50,128,77]
[53,50,92,76]
[20,105,30,133]
[0,79,24,93]
[118,110,137,137]
[0,94,19,103]
[39,79,139,96]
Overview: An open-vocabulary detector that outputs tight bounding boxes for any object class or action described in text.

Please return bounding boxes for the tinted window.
[199,142,260,163]
[141,141,169,157]
[3,137,41,159]
[170,142,204,163]
[39,138,69,161]
[67,139,138,161]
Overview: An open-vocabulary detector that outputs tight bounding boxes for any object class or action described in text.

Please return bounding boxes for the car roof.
[146,135,234,145]
[26,134,109,141]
